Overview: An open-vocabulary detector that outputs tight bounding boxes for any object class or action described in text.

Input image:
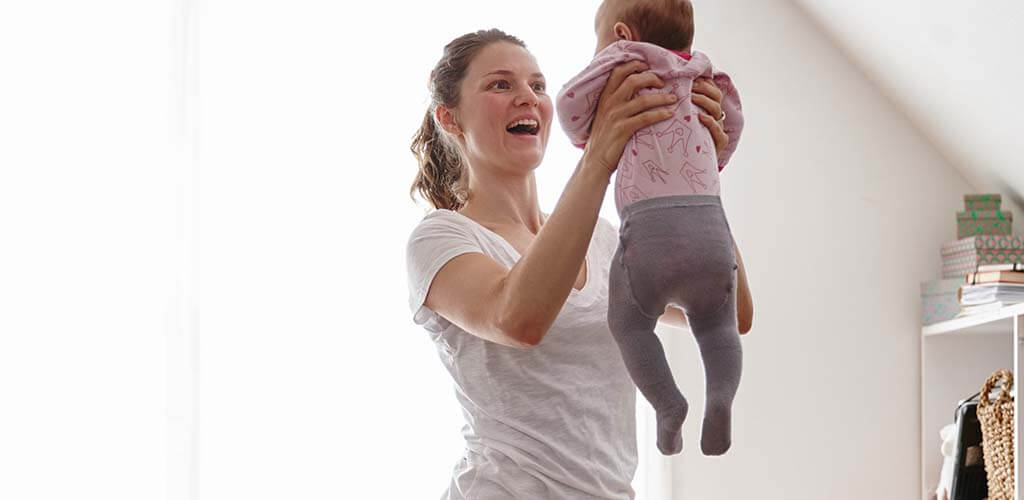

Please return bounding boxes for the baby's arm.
[556,46,645,148]
[710,70,744,171]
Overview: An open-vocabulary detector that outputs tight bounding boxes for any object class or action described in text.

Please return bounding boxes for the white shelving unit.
[920,302,1023,500]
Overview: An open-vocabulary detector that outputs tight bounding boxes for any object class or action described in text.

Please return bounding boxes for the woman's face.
[449,42,553,173]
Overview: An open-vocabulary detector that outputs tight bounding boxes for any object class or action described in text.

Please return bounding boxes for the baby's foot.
[700,404,732,456]
[655,403,688,455]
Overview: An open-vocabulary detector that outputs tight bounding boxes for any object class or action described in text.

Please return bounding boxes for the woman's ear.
[435,106,462,137]
[612,22,634,42]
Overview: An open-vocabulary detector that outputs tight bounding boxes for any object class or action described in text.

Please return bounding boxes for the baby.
[556,0,745,456]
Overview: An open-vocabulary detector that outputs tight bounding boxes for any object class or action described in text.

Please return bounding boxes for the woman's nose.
[513,89,539,107]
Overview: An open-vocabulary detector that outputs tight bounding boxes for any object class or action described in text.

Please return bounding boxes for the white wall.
[0,2,178,499]
[792,0,1024,214]
[656,0,978,498]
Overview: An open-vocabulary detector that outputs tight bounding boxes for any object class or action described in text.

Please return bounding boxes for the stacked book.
[921,194,1022,325]
[958,263,1024,316]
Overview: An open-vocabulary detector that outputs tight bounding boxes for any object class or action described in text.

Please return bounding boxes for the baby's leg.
[667,207,742,456]
[685,283,741,456]
[608,239,689,456]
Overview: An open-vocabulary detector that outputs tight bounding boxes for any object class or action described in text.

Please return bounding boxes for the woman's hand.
[734,241,753,334]
[583,61,678,175]
[692,77,729,156]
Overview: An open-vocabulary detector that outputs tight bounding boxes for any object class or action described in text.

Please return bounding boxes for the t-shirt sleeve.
[596,215,620,256]
[405,213,485,329]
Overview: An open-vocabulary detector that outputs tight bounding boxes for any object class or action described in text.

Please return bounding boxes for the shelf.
[919,303,1021,500]
[922,302,1024,337]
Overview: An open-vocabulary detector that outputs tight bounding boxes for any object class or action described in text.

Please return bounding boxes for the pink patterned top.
[556,40,744,216]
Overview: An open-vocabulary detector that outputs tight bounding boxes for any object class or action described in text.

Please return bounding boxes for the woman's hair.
[409,29,527,211]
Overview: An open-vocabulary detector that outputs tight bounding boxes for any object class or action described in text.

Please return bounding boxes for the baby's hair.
[621,0,694,51]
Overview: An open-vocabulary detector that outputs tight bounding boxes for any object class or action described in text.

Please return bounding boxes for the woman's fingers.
[584,60,673,175]
[602,60,649,105]
[619,92,677,120]
[692,78,727,154]
[623,108,675,136]
[692,77,723,104]
[691,93,723,121]
[698,113,729,155]
[613,71,665,105]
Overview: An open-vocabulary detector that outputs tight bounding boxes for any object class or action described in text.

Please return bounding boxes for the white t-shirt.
[406,209,638,500]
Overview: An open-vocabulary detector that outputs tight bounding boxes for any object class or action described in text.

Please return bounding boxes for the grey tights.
[607,195,742,456]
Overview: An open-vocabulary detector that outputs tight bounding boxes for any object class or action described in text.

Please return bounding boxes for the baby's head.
[594,0,694,54]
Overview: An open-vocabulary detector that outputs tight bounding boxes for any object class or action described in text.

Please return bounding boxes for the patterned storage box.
[921,278,964,325]
[956,210,1013,238]
[942,252,1024,278]
[963,194,1002,212]
[941,235,1024,278]
[943,235,1024,255]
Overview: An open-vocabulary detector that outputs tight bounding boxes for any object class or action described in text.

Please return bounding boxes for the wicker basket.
[977,369,1015,500]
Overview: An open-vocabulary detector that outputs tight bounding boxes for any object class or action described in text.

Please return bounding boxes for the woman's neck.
[459,171,544,234]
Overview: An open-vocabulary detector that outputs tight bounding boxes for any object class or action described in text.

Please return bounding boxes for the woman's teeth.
[507,119,538,129]
[506,119,540,135]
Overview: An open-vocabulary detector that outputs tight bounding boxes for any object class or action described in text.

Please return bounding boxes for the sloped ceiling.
[791,0,1024,210]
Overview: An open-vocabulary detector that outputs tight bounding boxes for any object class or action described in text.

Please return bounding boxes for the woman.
[406,29,753,499]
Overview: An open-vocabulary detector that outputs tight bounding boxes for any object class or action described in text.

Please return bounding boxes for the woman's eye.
[532,82,546,92]
[490,80,510,90]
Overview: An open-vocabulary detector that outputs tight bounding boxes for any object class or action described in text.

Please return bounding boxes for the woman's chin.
[505,136,545,160]
[509,149,544,169]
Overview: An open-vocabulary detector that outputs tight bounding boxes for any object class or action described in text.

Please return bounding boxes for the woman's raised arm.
[424,61,678,348]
